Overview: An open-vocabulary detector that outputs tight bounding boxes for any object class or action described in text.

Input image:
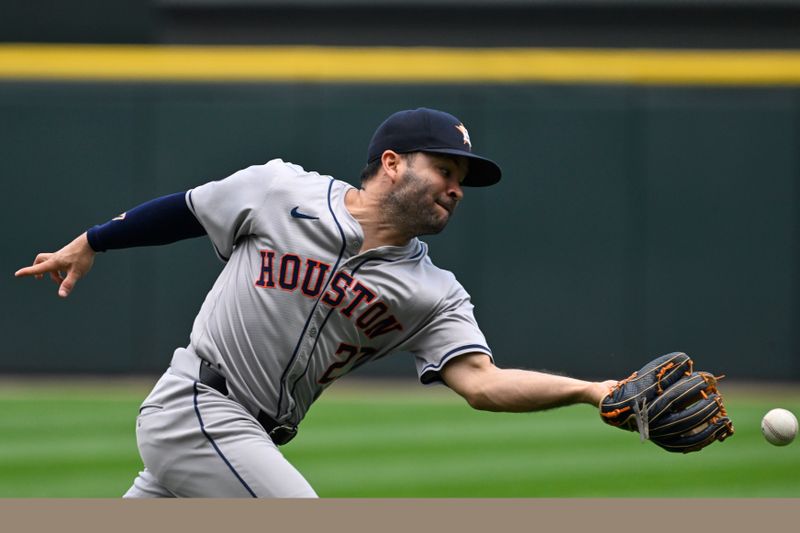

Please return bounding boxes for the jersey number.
[318,343,377,384]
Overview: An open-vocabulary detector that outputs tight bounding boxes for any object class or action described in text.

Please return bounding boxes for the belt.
[198,360,298,446]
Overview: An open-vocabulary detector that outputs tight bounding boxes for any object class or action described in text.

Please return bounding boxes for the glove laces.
[632,397,650,442]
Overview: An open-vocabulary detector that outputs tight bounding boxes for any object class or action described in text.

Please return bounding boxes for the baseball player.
[15,107,624,497]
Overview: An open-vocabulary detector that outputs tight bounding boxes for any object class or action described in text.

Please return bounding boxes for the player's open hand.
[15,232,96,298]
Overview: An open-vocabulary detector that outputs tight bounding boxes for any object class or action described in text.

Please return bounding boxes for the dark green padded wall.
[2,83,797,381]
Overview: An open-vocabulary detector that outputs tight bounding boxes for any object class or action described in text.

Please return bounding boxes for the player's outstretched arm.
[15,232,96,298]
[441,353,617,413]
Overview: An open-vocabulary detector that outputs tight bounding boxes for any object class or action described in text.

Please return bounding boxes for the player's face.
[385,153,467,237]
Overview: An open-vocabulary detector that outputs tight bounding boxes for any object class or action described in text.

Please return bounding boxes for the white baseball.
[761,408,798,446]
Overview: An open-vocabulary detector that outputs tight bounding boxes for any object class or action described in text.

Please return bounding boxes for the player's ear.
[380,150,403,182]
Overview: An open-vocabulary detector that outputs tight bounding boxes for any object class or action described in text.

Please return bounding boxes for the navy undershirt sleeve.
[86,192,207,252]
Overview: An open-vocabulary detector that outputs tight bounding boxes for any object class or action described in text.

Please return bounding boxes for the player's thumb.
[58,270,81,298]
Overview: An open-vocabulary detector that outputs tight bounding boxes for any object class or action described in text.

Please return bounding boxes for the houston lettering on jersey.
[254,249,404,339]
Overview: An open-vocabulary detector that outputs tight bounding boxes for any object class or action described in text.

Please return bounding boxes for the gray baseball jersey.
[184,158,493,429]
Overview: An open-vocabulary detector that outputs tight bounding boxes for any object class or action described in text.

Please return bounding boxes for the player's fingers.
[33,253,53,264]
[58,270,82,298]
[14,256,57,278]
[49,271,65,285]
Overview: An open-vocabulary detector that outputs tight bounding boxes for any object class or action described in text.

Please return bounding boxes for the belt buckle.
[269,425,298,445]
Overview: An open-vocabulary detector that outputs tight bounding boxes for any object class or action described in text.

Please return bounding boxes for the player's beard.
[383,167,454,238]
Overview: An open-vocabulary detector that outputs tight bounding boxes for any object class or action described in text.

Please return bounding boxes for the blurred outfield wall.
[1,52,797,381]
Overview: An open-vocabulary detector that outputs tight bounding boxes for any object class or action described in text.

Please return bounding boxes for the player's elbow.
[459,384,504,412]
[442,354,506,412]
[467,396,500,412]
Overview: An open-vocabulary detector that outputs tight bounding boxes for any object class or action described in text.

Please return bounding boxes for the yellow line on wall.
[1,44,800,85]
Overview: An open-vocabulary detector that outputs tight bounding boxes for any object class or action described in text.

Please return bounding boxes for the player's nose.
[448,181,464,202]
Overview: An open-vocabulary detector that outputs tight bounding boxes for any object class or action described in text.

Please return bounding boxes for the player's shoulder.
[253,159,329,181]
[237,158,345,190]
[260,158,312,176]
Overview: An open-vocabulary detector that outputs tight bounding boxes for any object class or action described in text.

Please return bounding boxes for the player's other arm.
[441,353,616,413]
[15,192,206,298]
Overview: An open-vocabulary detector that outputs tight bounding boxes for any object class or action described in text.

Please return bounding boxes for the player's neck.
[345,188,413,253]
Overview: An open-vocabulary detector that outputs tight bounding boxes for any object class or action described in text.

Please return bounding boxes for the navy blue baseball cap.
[367,108,502,187]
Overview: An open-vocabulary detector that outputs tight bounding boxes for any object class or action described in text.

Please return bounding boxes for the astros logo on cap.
[455,123,472,150]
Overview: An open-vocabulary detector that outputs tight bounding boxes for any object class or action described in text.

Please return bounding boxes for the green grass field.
[1,378,798,498]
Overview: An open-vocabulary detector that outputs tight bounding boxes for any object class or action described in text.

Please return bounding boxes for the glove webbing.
[698,373,733,430]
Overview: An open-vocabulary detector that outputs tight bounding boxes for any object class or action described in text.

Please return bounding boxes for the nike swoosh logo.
[290,206,319,220]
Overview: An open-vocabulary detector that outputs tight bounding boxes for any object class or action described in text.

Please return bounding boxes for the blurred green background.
[1,378,798,498]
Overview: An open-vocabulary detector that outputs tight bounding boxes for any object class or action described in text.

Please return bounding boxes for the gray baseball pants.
[123,349,317,498]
